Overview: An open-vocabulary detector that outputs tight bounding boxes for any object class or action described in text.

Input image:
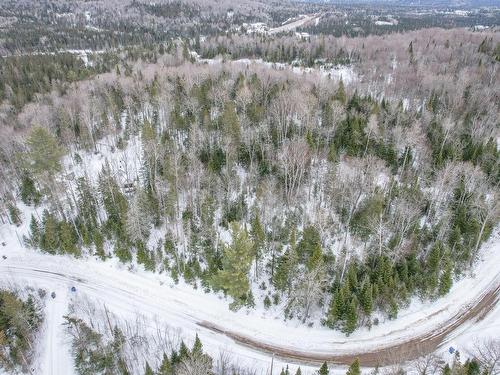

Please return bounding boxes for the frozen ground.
[269,14,321,34]
[0,213,498,374]
[197,57,358,85]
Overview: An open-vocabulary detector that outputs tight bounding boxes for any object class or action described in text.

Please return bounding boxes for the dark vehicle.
[51,292,56,299]
[71,286,76,292]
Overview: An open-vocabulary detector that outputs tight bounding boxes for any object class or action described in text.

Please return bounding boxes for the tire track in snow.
[0,248,498,370]
[198,283,499,366]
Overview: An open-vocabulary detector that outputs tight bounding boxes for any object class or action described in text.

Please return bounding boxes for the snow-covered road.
[269,14,321,34]
[0,226,499,374]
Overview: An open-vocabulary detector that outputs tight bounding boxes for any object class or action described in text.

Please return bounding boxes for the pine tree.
[144,362,154,375]
[295,368,302,375]
[25,127,64,178]
[179,341,190,360]
[76,176,99,230]
[59,220,79,256]
[246,290,256,308]
[114,240,132,263]
[438,252,452,296]
[7,203,22,226]
[158,353,173,375]
[192,334,203,356]
[41,210,59,254]
[222,101,241,144]
[360,279,373,315]
[344,298,358,335]
[20,173,41,205]
[250,213,265,279]
[408,41,415,64]
[335,80,346,104]
[346,359,360,375]
[212,223,254,308]
[327,284,347,328]
[264,295,272,309]
[274,248,297,294]
[319,361,329,375]
[170,349,180,366]
[427,241,442,293]
[29,215,41,247]
[98,165,128,238]
[93,229,105,260]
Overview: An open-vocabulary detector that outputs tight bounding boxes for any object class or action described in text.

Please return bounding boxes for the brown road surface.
[198,283,500,367]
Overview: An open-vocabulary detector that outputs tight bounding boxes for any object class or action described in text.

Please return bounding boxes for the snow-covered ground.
[0,211,498,374]
[269,14,321,35]
[41,288,75,375]
[197,57,358,85]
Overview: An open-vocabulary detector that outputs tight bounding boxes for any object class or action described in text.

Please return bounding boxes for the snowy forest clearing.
[196,56,358,85]
[0,218,498,374]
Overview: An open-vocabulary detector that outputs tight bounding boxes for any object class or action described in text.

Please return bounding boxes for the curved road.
[0,233,499,370]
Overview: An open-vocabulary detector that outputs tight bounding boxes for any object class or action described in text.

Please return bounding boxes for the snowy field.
[0,208,498,374]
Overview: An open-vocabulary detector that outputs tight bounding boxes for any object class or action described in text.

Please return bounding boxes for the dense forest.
[0,0,498,372]
[0,0,498,55]
[0,289,43,372]
[0,27,497,338]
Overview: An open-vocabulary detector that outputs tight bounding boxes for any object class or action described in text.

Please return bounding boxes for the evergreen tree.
[438,252,453,296]
[335,80,346,104]
[7,203,22,226]
[76,176,99,230]
[19,173,41,205]
[360,279,373,315]
[346,359,360,375]
[327,284,348,328]
[179,341,190,360]
[98,165,128,238]
[25,127,64,178]
[274,247,298,294]
[158,353,173,375]
[41,210,59,253]
[192,334,203,356]
[59,220,79,256]
[408,41,415,64]
[222,101,241,144]
[29,215,41,247]
[144,362,154,375]
[250,213,265,279]
[297,226,321,264]
[344,298,358,335]
[319,361,329,375]
[212,223,254,308]
[114,240,132,264]
[264,295,272,309]
[93,230,106,260]
[295,368,302,375]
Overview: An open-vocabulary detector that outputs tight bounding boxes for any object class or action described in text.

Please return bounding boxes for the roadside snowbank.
[0,215,498,374]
